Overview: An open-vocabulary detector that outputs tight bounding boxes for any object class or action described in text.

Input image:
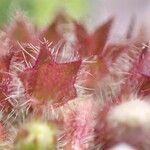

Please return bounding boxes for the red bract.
[0,55,12,82]
[0,55,12,112]
[90,18,113,56]
[4,14,38,68]
[139,77,150,96]
[40,13,69,46]
[19,44,81,107]
[138,46,150,77]
[74,22,90,57]
[75,18,113,57]
[40,14,113,58]
[131,45,150,96]
[6,14,36,44]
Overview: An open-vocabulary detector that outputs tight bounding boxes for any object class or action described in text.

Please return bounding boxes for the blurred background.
[1,0,150,39]
[87,0,150,41]
[0,0,88,27]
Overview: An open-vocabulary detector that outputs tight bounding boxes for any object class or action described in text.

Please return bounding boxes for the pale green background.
[0,0,88,27]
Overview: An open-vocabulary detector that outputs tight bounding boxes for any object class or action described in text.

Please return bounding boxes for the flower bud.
[14,121,56,150]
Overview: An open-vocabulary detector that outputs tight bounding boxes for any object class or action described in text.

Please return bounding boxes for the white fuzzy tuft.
[109,143,136,150]
[107,98,150,128]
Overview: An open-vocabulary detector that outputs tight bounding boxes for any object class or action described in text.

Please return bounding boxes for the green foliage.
[0,0,11,26]
[0,0,88,27]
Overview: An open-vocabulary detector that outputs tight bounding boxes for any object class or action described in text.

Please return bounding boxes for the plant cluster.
[0,12,149,150]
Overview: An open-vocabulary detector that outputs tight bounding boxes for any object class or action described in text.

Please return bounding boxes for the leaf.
[19,44,81,107]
